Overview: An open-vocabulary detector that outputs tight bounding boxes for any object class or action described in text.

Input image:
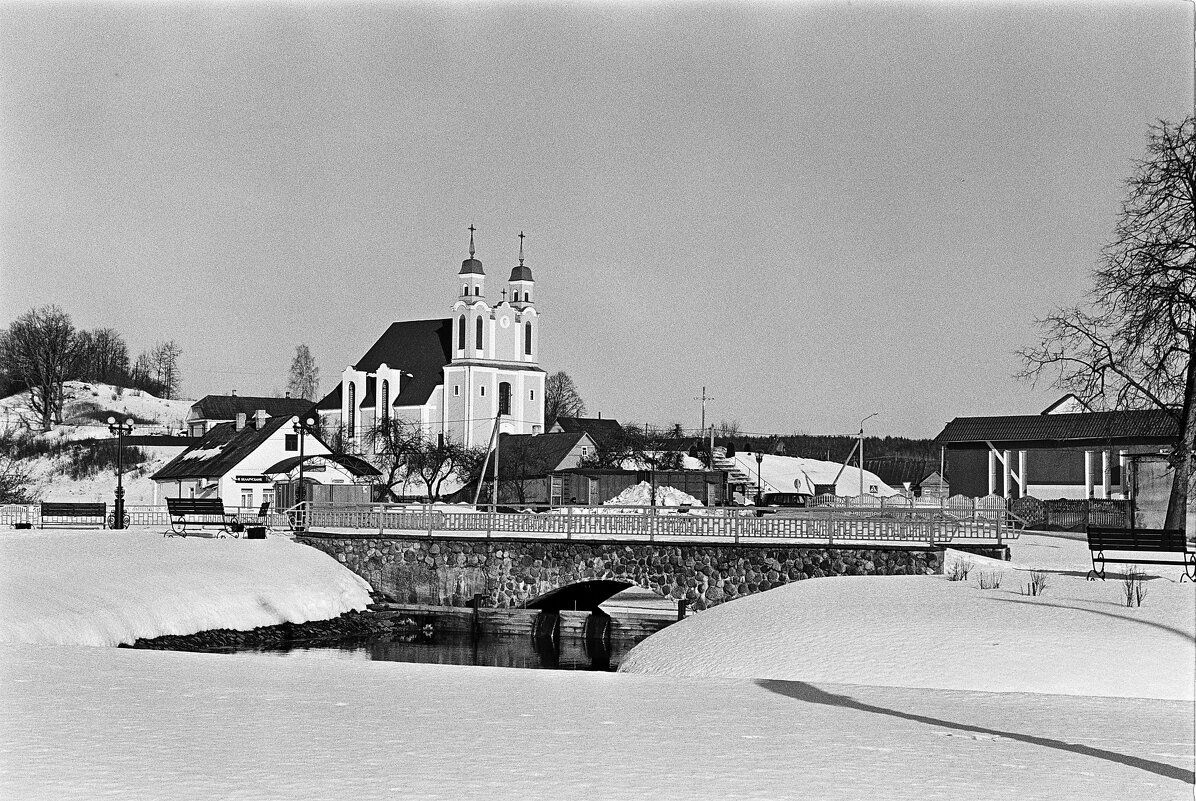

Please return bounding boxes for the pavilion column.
[1018,450,1028,498]
[1101,450,1112,500]
[1002,449,1013,498]
[1083,450,1095,499]
[1118,450,1129,498]
[988,450,997,496]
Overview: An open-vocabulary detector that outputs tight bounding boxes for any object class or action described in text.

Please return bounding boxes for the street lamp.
[755,450,765,506]
[106,416,134,529]
[294,415,317,530]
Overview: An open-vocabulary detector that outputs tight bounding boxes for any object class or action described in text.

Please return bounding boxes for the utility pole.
[695,386,714,435]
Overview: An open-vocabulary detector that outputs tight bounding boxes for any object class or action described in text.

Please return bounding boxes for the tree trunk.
[1163,345,1195,533]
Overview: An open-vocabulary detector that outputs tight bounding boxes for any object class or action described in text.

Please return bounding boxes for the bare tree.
[0,305,82,431]
[151,340,183,399]
[363,417,423,499]
[287,344,320,400]
[74,328,130,385]
[1019,117,1195,530]
[544,371,586,428]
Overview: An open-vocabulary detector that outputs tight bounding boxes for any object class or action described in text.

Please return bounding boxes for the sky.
[1,1,1191,438]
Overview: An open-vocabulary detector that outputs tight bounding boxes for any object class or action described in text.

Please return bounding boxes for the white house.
[152,411,379,510]
[316,228,546,450]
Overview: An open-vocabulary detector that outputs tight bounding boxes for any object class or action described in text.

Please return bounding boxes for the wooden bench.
[40,502,107,529]
[1085,526,1194,582]
[165,497,236,537]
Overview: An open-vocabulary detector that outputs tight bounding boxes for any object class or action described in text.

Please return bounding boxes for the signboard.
[234,475,271,484]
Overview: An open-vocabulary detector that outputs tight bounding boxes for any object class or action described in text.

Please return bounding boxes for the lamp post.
[755,450,764,506]
[106,416,134,529]
[294,415,317,530]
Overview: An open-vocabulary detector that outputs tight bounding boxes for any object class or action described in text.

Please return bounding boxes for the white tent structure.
[728,452,898,499]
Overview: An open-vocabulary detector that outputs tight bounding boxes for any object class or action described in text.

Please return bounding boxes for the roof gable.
[354,318,453,406]
[496,431,593,478]
[152,415,294,481]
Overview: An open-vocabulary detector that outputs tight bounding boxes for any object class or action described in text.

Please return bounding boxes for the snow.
[604,481,703,507]
[0,529,372,647]
[620,532,1195,701]
[729,452,899,497]
[0,525,1192,798]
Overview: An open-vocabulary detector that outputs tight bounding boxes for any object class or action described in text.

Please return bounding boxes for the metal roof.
[935,409,1178,446]
[152,415,294,481]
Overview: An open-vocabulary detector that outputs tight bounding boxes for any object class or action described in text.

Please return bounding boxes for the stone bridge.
[297,531,960,610]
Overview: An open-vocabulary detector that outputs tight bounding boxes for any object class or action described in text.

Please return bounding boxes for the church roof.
[314,383,341,411]
[459,257,485,276]
[509,264,534,282]
[353,318,454,407]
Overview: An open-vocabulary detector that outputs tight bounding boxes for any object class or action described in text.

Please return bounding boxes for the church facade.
[316,229,546,450]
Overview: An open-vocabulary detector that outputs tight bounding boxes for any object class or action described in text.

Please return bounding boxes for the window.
[241,488,254,509]
[529,389,535,401]
[581,446,589,457]
[524,321,533,355]
[453,385,460,397]
[480,385,486,397]
[550,476,563,507]
[475,316,483,350]
[498,382,511,415]
[285,434,298,451]
[347,383,356,438]
[381,380,389,423]
[457,316,465,350]
[473,286,480,296]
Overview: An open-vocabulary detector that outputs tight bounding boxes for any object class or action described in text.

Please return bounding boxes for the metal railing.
[0,504,291,530]
[293,501,1016,546]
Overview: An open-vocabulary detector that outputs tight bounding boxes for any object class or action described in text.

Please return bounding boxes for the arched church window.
[457,315,465,350]
[499,382,511,416]
[347,383,356,439]
[473,286,480,296]
[524,322,533,355]
[476,317,483,350]
[381,380,389,424]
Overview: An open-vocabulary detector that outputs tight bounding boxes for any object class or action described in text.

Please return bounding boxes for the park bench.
[1085,525,1194,582]
[165,497,236,538]
[40,501,107,529]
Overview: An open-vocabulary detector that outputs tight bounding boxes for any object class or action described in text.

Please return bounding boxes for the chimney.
[235,412,247,431]
[254,409,267,430]
[285,390,290,399]
[231,389,237,397]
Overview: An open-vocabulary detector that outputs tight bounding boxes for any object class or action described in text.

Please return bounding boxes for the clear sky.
[1,1,1190,438]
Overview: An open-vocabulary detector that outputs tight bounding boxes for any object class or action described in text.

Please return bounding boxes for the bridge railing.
[298,502,1014,546]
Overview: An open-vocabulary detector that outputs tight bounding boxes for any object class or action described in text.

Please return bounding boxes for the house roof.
[261,453,380,478]
[354,318,454,406]
[496,431,590,479]
[935,409,1178,447]
[190,395,315,421]
[152,415,294,481]
[551,416,625,448]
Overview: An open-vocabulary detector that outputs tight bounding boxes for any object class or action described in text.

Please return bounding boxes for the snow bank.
[620,533,1195,700]
[604,481,703,507]
[0,529,372,647]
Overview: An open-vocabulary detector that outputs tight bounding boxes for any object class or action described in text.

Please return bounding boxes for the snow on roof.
[731,452,897,497]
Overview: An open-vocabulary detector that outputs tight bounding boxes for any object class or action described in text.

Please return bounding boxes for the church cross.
[501,288,508,300]
[468,224,476,257]
[518,231,525,264]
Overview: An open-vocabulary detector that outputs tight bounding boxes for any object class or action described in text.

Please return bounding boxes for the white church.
[315,227,546,450]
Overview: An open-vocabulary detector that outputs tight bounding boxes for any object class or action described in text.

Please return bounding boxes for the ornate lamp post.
[293,415,317,530]
[106,416,134,529]
[755,450,765,506]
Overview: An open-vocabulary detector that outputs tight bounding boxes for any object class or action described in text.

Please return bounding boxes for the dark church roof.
[153,415,294,481]
[351,318,454,407]
[509,264,533,282]
[459,257,484,276]
[190,395,315,421]
[935,409,1178,448]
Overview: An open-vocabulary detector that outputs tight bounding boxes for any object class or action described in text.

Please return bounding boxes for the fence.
[0,504,291,530]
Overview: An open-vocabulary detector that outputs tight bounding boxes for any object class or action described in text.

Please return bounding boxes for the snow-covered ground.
[0,526,1192,798]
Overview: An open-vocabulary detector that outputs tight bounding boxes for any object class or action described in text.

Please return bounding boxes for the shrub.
[1022,569,1049,596]
[1121,567,1148,607]
[64,441,149,480]
[977,570,1003,590]
[947,558,973,581]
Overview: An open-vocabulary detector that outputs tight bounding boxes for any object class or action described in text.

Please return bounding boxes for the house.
[152,411,379,510]
[186,394,315,438]
[316,228,546,452]
[934,399,1178,503]
[480,430,596,505]
[549,416,626,450]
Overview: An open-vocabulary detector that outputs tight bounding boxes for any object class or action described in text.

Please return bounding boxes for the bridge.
[295,499,1015,611]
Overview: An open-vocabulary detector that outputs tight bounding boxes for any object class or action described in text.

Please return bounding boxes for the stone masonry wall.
[297,534,944,611]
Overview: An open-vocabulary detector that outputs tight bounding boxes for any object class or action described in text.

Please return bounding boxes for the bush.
[1022,569,1049,597]
[1121,567,1148,607]
[946,558,973,581]
[64,441,149,480]
[977,571,1003,590]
